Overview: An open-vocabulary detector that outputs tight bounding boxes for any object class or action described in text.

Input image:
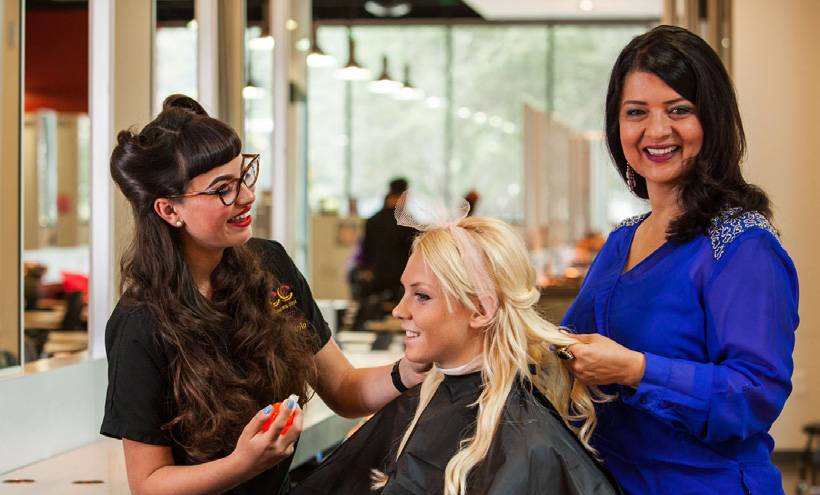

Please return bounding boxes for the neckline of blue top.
[614,207,779,261]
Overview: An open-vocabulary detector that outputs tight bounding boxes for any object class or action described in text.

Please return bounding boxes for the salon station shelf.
[0,350,402,494]
[536,285,581,324]
[363,317,403,333]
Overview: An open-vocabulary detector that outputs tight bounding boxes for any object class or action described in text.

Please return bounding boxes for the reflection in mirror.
[154,0,197,114]
[22,0,90,364]
[1,1,22,371]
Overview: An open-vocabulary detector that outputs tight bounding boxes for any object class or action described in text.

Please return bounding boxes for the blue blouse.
[561,210,799,495]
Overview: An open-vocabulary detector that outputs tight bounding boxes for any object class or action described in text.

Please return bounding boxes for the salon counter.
[0,350,402,494]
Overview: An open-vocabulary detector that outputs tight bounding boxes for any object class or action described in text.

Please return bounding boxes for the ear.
[468,307,492,329]
[154,197,183,227]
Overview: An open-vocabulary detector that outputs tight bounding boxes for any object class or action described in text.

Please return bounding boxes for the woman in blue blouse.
[560,26,799,495]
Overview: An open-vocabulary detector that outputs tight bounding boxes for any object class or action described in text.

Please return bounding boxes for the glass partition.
[307,22,648,225]
[450,25,548,221]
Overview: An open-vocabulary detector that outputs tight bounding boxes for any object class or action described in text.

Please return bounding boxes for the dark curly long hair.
[605,25,772,240]
[110,94,318,461]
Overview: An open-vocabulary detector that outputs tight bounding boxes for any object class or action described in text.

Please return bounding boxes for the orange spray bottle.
[261,394,300,434]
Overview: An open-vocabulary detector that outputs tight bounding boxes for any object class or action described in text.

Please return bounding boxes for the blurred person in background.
[351,178,416,333]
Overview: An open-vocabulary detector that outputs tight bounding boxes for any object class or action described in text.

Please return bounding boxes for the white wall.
[733,0,820,450]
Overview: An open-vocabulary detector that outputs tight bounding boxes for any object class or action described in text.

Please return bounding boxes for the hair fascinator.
[395,192,498,319]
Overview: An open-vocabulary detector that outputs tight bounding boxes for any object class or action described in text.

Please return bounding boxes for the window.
[308,22,649,227]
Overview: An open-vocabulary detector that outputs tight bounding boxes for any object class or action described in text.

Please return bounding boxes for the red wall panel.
[25,8,88,113]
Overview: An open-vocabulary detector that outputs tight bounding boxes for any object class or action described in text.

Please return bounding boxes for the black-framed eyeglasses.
[169,154,260,206]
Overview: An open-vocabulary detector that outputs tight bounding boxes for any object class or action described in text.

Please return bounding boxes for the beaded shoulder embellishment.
[708,208,779,261]
[614,212,650,231]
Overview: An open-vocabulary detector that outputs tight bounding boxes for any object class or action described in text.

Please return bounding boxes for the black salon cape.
[292,372,622,495]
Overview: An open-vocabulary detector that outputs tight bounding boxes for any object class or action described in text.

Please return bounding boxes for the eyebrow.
[206,174,236,189]
[405,281,431,290]
[622,98,688,105]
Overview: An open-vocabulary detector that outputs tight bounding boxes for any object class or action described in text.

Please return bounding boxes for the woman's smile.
[643,144,680,162]
[228,206,253,227]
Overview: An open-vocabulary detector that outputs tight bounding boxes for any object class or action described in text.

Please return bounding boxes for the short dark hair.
[388,177,409,196]
[605,25,771,240]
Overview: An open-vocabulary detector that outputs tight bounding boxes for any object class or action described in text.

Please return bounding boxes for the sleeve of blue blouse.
[622,232,799,444]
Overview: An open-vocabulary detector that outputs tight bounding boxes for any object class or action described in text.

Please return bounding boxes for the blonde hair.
[372,216,605,495]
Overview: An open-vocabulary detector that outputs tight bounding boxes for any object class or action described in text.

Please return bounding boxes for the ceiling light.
[369,55,403,94]
[334,28,373,81]
[394,65,424,101]
[285,19,299,31]
[456,107,472,119]
[364,1,412,18]
[248,36,274,51]
[243,57,265,100]
[307,49,338,68]
[307,23,337,68]
[578,0,595,12]
[243,84,265,100]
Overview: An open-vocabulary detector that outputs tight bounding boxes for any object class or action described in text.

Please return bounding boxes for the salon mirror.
[0,0,22,371]
[20,0,90,364]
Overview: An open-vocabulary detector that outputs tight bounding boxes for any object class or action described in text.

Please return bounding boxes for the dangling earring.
[626,164,637,192]
[175,220,184,227]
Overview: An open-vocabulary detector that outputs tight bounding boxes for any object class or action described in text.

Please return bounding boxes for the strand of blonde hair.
[372,217,607,494]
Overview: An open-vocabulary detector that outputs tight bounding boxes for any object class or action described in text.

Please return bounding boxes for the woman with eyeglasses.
[100,95,428,495]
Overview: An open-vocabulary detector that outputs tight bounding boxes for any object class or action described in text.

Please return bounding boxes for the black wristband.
[391,359,408,393]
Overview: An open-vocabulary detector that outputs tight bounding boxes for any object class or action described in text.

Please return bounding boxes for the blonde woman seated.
[293,198,621,495]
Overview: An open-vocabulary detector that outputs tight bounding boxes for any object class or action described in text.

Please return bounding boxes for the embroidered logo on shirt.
[270,284,309,332]
[271,284,297,312]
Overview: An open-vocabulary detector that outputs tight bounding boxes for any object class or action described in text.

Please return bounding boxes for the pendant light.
[364,1,412,18]
[306,17,336,68]
[243,56,265,100]
[395,64,424,101]
[333,27,372,81]
[368,55,403,94]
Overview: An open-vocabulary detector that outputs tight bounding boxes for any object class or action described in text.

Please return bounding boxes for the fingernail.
[262,404,273,415]
[286,399,295,409]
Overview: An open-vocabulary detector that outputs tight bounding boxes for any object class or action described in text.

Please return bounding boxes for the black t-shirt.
[360,207,415,295]
[100,238,332,494]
